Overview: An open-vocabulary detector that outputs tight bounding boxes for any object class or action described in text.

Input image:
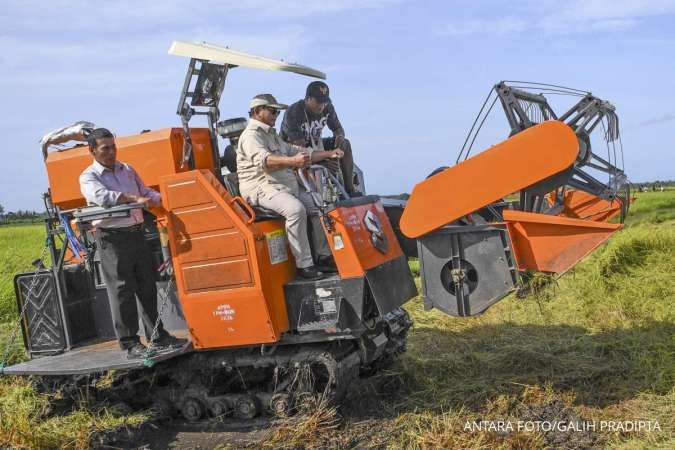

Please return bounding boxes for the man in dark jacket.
[280,81,358,196]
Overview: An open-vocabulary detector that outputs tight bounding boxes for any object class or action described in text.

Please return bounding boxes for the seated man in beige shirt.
[237,94,343,280]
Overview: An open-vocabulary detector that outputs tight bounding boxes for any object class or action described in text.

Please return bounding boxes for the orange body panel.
[46,128,214,209]
[160,170,294,349]
[503,209,622,273]
[323,199,403,278]
[556,190,624,222]
[400,121,579,238]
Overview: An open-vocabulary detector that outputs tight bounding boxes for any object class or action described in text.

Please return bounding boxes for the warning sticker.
[266,229,289,265]
[333,233,345,250]
[321,300,337,314]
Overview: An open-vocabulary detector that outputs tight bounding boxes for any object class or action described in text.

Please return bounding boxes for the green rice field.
[0,191,673,449]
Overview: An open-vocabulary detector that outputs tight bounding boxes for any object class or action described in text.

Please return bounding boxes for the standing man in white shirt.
[79,128,185,359]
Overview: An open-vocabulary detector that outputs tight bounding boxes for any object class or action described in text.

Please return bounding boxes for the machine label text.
[266,229,289,265]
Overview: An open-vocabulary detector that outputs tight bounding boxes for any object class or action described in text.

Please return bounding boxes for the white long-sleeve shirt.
[79,160,160,228]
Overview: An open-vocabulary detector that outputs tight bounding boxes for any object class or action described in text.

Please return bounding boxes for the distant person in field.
[280,81,359,196]
[79,128,186,359]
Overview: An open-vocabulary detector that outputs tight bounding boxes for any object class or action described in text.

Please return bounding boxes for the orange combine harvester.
[2,42,629,420]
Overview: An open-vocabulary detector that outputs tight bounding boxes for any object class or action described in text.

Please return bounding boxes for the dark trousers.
[308,213,333,261]
[97,227,165,349]
[322,137,356,194]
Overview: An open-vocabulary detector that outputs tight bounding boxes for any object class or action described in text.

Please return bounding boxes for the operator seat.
[222,173,282,221]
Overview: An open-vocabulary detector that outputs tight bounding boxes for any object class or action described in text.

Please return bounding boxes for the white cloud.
[0,0,401,33]
[565,0,675,21]
[0,26,312,93]
[640,113,675,126]
[439,17,528,36]
[436,0,675,37]
[0,0,397,90]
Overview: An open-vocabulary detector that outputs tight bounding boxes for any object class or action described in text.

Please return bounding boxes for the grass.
[0,224,47,322]
[263,191,674,449]
[0,191,673,449]
[0,224,150,449]
[0,224,50,368]
[0,378,147,450]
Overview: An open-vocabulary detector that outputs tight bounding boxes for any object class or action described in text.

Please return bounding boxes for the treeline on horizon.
[631,179,675,189]
[383,179,675,200]
[0,209,47,225]
[1,179,672,224]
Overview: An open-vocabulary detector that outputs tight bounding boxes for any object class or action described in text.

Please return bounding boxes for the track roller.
[235,395,259,419]
[152,398,176,418]
[270,393,293,417]
[209,400,229,418]
[181,397,207,422]
[294,391,319,414]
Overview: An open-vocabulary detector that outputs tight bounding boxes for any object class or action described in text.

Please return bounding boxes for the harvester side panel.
[400,121,579,238]
[45,128,214,210]
[323,196,405,278]
[321,196,417,315]
[160,169,294,349]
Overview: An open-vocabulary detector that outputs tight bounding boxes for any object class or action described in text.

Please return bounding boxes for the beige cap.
[249,94,288,110]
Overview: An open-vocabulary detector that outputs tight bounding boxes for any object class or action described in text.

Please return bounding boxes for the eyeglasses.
[265,106,280,116]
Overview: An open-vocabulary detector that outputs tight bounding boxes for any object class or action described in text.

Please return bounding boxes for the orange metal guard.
[554,190,625,222]
[503,210,622,273]
[400,121,579,238]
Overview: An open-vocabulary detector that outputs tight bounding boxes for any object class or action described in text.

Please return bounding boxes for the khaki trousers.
[256,190,331,269]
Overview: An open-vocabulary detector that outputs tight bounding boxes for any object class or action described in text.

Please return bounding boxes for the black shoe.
[126,343,154,359]
[316,256,338,273]
[297,266,325,280]
[151,333,188,349]
[317,264,338,274]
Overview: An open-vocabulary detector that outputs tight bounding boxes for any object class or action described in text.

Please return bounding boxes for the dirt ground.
[94,417,269,449]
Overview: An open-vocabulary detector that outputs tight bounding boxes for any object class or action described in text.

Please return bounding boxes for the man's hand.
[289,152,311,168]
[321,149,344,171]
[119,193,153,207]
[135,196,153,207]
[309,148,343,171]
[334,135,346,149]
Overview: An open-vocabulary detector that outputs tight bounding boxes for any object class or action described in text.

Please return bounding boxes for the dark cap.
[306,81,330,103]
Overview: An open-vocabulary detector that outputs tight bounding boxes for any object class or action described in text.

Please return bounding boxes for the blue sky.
[1,0,674,211]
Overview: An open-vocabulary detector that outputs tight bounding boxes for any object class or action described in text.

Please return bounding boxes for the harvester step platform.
[2,333,192,376]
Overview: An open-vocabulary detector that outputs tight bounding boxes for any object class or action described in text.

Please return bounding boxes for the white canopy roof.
[168,41,326,80]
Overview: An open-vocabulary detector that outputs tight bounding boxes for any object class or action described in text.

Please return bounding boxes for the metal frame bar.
[38,209,73,352]
[176,58,229,183]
